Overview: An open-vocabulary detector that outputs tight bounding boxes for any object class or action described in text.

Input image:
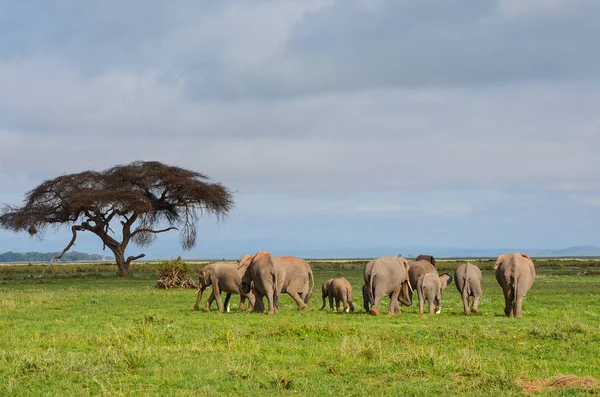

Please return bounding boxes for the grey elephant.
[362,256,412,316]
[454,262,482,314]
[495,252,536,318]
[415,254,436,268]
[193,259,256,312]
[240,251,314,314]
[402,259,452,312]
[417,273,446,314]
[320,278,354,313]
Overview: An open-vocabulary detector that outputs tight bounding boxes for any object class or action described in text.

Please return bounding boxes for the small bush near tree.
[153,257,198,289]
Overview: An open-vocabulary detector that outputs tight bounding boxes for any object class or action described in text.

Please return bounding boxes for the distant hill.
[0,251,110,263]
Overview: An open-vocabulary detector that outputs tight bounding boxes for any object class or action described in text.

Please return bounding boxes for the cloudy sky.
[1,0,599,258]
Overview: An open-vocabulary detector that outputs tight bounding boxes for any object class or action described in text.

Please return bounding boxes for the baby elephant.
[320,278,354,313]
[416,273,452,314]
[454,262,483,314]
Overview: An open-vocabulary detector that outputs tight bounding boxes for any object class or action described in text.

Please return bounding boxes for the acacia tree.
[0,161,233,275]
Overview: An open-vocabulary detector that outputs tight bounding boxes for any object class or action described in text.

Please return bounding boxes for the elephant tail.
[462,263,470,297]
[512,271,518,317]
[368,274,376,306]
[304,269,315,304]
[272,268,280,308]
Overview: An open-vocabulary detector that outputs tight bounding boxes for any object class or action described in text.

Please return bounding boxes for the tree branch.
[45,225,85,272]
[130,226,178,238]
[126,253,146,265]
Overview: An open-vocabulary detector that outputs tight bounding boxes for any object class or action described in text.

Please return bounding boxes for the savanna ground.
[0,259,599,396]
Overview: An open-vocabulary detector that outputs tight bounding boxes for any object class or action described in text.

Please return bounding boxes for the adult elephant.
[401,260,452,309]
[362,256,412,316]
[495,253,536,318]
[239,251,314,314]
[193,259,255,312]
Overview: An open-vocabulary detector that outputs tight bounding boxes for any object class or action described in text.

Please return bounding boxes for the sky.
[1,0,600,259]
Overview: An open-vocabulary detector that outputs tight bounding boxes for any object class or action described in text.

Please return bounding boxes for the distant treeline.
[0,251,108,263]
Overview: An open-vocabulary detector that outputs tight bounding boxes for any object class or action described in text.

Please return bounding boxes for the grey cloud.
[2,1,599,100]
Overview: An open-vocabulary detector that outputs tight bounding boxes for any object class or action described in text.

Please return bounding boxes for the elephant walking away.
[321,278,354,312]
[240,251,315,314]
[454,262,483,314]
[193,260,255,312]
[403,260,452,311]
[362,256,411,316]
[417,273,447,314]
[495,253,536,318]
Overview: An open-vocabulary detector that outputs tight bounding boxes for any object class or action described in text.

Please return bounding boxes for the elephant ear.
[322,280,331,293]
[201,268,212,286]
[495,254,510,270]
[237,254,254,269]
[439,273,452,290]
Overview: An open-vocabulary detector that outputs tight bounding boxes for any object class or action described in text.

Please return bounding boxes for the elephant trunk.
[399,281,412,306]
[194,286,206,310]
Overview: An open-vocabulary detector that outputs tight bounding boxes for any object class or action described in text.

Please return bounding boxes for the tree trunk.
[113,247,130,276]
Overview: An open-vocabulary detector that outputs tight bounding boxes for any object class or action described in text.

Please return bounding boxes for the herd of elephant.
[193,251,536,318]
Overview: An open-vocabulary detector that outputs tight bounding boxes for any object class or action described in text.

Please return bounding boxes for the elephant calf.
[404,260,452,312]
[454,262,482,314]
[193,260,255,313]
[416,272,452,314]
[320,278,354,313]
[495,252,536,318]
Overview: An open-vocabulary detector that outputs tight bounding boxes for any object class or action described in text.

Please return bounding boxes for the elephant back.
[408,260,437,289]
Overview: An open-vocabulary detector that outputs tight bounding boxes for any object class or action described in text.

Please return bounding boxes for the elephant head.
[194,266,214,310]
[239,253,257,295]
[415,254,436,267]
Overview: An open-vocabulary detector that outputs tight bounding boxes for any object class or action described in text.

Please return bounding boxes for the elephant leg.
[428,299,435,314]
[329,295,334,311]
[349,300,355,312]
[388,290,400,315]
[320,294,327,310]
[204,293,215,312]
[514,294,524,318]
[253,290,265,313]
[266,292,277,315]
[223,293,232,313]
[471,295,480,313]
[462,292,471,314]
[335,298,341,312]
[213,285,225,312]
[239,294,246,311]
[362,285,370,312]
[504,288,514,317]
[370,292,383,316]
[289,291,307,311]
[417,288,424,314]
[242,290,256,311]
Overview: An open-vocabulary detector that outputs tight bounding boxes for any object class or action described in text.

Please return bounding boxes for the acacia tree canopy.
[0,161,234,275]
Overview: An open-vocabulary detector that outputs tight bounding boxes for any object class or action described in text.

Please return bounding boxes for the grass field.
[0,262,599,396]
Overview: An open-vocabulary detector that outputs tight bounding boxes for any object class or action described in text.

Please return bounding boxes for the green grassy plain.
[0,262,599,396]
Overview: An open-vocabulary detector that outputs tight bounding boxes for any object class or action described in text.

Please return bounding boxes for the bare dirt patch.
[520,375,599,394]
